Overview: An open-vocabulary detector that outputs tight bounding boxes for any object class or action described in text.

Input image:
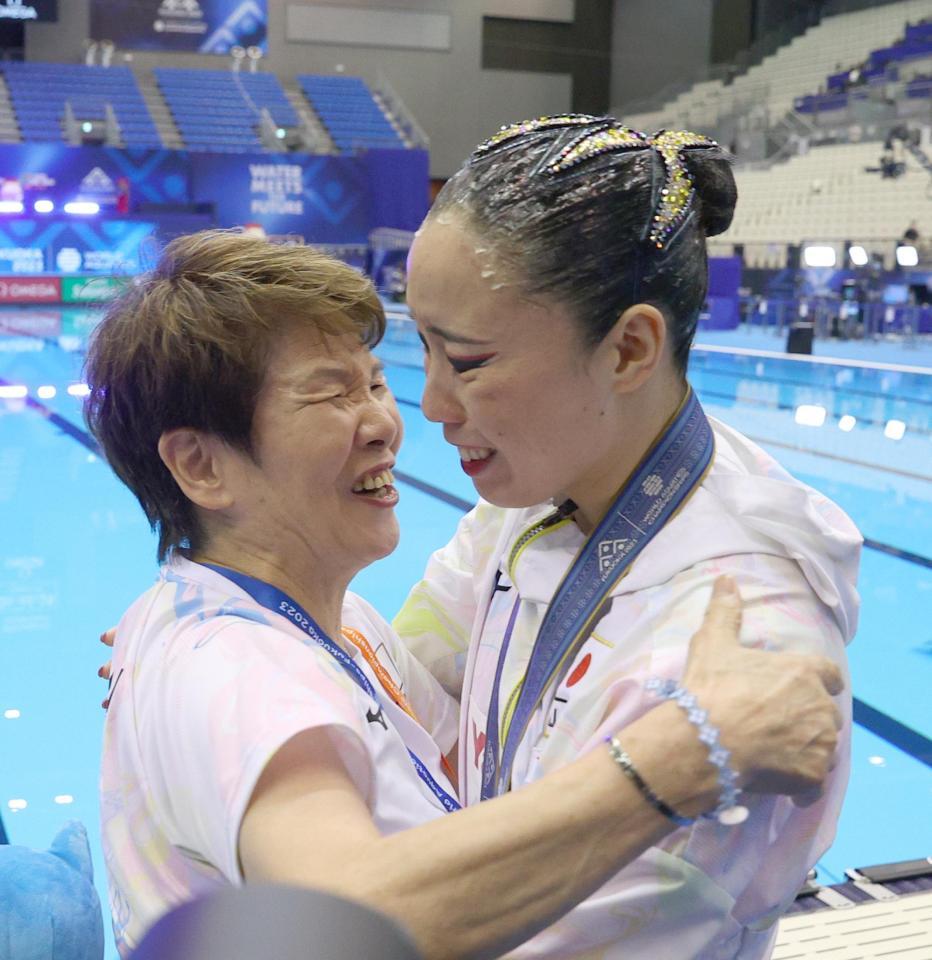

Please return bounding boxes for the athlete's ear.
[158,428,235,512]
[600,303,667,394]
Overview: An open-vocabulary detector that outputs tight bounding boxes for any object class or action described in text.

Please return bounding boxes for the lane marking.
[739,433,932,484]
[691,356,931,406]
[693,343,932,376]
[853,698,932,769]
[9,379,932,774]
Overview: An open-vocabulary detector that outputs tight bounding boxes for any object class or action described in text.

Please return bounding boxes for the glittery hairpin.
[547,124,648,174]
[473,116,719,253]
[646,130,718,250]
[545,124,718,251]
[472,114,598,159]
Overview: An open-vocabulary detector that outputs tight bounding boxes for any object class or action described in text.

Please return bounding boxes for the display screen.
[90,0,266,54]
[0,0,57,21]
[882,284,910,305]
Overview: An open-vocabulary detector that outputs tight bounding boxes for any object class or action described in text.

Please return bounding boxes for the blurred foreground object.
[130,884,423,960]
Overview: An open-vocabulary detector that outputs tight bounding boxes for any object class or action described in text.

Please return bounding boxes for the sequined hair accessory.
[548,124,719,250]
[472,114,598,157]
[472,116,719,253]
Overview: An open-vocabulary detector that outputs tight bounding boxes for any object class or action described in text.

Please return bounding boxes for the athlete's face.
[406,218,626,512]
[226,324,403,574]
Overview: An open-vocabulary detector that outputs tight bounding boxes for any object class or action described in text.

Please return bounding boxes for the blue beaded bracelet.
[645,677,749,826]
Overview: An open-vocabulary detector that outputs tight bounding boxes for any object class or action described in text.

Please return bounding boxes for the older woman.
[395,117,860,957]
[89,229,842,958]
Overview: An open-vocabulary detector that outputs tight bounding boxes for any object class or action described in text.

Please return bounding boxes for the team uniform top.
[100,558,458,957]
[395,416,862,960]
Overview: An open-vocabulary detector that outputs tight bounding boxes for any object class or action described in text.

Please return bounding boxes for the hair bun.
[681,147,737,238]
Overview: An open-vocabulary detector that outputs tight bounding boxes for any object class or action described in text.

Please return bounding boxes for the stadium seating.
[154,68,299,153]
[795,19,932,115]
[0,62,161,148]
[298,75,407,153]
[0,62,415,157]
[625,0,932,132]
[713,140,932,267]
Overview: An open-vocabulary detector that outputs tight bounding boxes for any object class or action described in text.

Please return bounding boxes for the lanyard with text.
[341,626,457,785]
[200,563,461,813]
[480,388,714,801]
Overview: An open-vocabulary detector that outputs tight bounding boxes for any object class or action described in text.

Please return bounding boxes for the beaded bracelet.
[645,677,749,826]
[606,735,694,827]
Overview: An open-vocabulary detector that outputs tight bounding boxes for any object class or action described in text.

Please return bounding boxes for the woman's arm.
[239,578,843,960]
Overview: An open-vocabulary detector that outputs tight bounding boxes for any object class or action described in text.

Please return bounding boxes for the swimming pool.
[1,306,929,956]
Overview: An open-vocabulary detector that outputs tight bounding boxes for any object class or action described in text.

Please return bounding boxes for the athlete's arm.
[393,501,505,699]
[240,578,843,960]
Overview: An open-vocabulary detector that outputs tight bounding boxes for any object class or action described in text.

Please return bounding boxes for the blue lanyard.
[480,388,714,800]
[200,563,461,813]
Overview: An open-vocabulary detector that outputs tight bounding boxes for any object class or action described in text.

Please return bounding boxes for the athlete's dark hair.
[428,115,737,373]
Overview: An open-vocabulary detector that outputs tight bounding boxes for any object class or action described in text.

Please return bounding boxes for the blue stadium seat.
[153,66,297,151]
[0,62,160,147]
[297,74,407,152]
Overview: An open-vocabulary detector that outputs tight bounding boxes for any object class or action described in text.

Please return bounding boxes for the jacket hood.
[508,417,862,642]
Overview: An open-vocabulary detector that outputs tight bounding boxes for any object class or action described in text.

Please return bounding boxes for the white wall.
[25,0,572,178]
[611,0,714,113]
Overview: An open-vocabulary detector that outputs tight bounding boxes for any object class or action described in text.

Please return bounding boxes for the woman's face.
[406,217,628,513]
[225,324,404,574]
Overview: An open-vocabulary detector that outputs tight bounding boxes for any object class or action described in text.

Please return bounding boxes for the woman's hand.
[681,576,843,799]
[99,628,116,709]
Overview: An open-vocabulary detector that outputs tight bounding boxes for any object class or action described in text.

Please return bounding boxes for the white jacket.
[395,417,862,959]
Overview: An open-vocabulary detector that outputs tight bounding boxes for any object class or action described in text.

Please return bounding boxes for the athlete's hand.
[99,628,115,709]
[681,576,843,798]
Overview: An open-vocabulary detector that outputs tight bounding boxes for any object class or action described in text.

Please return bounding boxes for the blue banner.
[700,255,742,330]
[190,151,428,244]
[0,215,211,275]
[0,143,429,250]
[0,144,190,212]
[91,0,267,54]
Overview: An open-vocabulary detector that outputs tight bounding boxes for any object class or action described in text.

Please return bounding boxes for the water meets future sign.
[0,142,429,262]
[90,0,267,54]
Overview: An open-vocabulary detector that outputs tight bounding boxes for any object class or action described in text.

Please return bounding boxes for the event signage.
[0,244,44,274]
[0,276,61,303]
[189,150,429,244]
[0,0,57,21]
[61,275,129,303]
[0,144,191,211]
[90,0,267,54]
[0,143,428,262]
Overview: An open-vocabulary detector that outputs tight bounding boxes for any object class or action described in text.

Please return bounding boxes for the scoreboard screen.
[0,0,57,21]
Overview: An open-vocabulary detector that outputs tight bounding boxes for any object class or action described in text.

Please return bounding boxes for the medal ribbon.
[480,388,714,800]
[199,564,461,812]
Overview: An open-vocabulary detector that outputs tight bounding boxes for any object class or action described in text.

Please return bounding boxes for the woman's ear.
[601,302,668,393]
[157,429,235,513]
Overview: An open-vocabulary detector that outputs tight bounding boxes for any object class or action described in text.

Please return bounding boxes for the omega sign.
[0,276,62,303]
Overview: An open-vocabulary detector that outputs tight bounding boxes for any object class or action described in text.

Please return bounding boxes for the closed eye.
[449,353,494,374]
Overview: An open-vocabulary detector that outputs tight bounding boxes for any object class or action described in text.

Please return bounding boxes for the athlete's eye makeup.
[448,353,495,374]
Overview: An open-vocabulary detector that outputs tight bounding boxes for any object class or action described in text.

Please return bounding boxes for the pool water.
[1,306,929,956]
